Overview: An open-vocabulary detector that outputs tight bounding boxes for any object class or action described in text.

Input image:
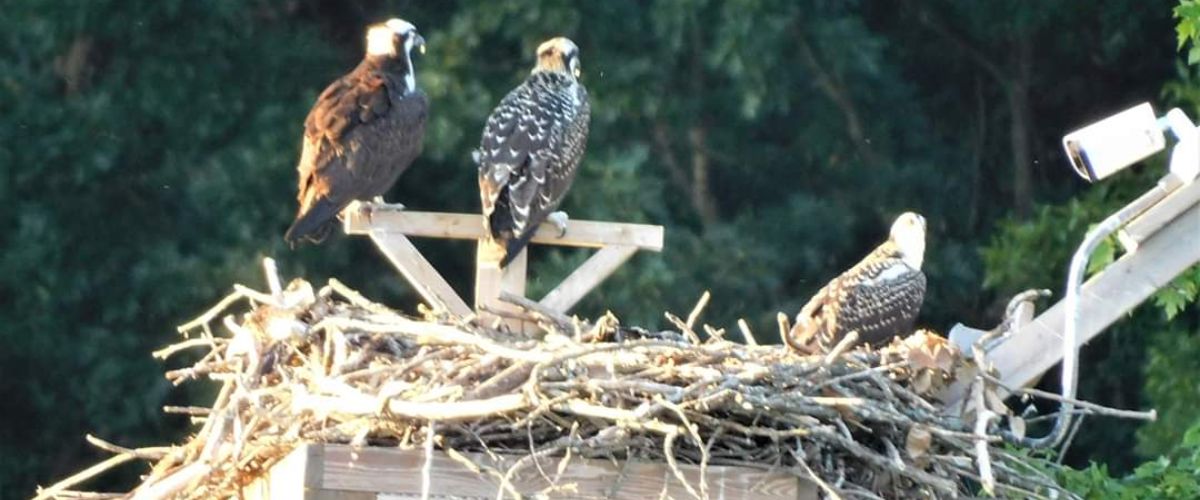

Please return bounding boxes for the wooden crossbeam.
[344,210,664,250]
[343,208,664,326]
[940,181,1200,407]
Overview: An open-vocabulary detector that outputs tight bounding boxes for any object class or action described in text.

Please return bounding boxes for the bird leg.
[370,195,406,212]
[547,211,569,237]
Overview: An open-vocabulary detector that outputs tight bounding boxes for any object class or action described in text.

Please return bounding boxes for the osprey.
[787,212,928,354]
[284,18,428,246]
[477,37,591,267]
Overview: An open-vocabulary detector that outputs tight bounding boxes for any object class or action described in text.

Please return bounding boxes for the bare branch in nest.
[43,271,1121,499]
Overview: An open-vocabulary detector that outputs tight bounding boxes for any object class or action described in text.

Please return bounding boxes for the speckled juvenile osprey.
[476,37,591,267]
[787,212,928,354]
[284,19,428,246]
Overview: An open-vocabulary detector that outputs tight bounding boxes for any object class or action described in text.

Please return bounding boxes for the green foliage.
[1061,422,1200,498]
[1176,0,1200,63]
[0,0,1186,497]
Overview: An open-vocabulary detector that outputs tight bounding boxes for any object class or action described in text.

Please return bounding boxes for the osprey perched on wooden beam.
[787,212,928,354]
[476,37,591,267]
[285,18,428,246]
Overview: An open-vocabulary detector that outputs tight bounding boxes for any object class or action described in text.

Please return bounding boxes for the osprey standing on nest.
[476,37,591,267]
[787,212,928,354]
[284,19,428,246]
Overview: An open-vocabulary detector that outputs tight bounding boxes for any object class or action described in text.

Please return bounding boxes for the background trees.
[2,0,1194,496]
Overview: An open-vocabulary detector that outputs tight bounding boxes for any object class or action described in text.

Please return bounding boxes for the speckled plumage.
[787,214,927,353]
[285,20,427,246]
[477,38,590,267]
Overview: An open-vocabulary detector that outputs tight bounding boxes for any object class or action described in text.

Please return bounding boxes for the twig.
[982,373,1156,421]
[736,318,758,346]
[33,454,137,500]
[686,291,711,332]
[823,331,860,366]
[973,379,998,496]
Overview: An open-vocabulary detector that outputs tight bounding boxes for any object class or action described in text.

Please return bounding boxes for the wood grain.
[345,211,664,251]
[259,443,815,500]
[368,231,472,316]
[539,245,638,313]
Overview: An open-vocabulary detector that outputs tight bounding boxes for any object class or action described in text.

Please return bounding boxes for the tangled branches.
[38,260,1080,499]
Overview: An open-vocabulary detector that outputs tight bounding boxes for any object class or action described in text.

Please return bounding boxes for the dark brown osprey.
[477,37,591,267]
[786,212,927,354]
[284,18,428,246]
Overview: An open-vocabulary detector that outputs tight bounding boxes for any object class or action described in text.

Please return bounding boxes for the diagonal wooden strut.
[344,208,664,326]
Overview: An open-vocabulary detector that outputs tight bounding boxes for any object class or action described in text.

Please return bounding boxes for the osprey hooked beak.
[534,37,582,78]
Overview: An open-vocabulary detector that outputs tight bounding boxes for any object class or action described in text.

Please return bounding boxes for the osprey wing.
[287,71,397,245]
[478,83,557,238]
[836,258,927,346]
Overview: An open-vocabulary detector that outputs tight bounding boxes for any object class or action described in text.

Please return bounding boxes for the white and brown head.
[889,212,926,269]
[366,18,425,58]
[533,37,581,78]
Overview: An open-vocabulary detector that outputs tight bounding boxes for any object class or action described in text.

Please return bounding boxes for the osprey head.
[534,37,581,78]
[889,212,926,269]
[366,18,425,59]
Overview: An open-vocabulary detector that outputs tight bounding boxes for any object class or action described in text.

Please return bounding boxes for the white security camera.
[1062,102,1165,182]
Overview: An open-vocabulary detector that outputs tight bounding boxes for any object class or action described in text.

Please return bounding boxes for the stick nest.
[38,266,1075,500]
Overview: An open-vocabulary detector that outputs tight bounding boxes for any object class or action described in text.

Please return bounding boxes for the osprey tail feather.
[284,198,340,246]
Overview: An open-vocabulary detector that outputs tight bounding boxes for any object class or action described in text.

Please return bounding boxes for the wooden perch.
[343,209,665,330]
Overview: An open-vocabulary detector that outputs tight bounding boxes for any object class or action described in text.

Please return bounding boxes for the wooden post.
[344,209,663,330]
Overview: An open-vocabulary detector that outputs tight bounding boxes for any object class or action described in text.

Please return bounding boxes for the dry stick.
[665,312,702,345]
[822,331,860,366]
[737,318,759,346]
[1057,414,1086,465]
[686,291,712,332]
[972,381,998,496]
[500,291,574,329]
[313,317,550,363]
[795,455,842,500]
[327,278,395,315]
[33,454,138,500]
[131,461,213,500]
[85,435,173,461]
[152,338,222,360]
[981,373,1157,421]
[176,290,246,334]
[262,257,283,301]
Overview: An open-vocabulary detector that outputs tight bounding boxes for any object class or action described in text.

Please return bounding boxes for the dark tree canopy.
[1,0,1194,496]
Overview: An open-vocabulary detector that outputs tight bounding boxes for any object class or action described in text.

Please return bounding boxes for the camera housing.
[1062,103,1165,182]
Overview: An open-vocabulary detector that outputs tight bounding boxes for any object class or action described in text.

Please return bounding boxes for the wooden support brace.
[344,208,664,327]
[366,230,472,317]
[540,245,639,313]
[940,187,1200,407]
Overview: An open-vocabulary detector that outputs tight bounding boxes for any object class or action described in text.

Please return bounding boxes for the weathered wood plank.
[539,245,638,313]
[368,232,472,317]
[292,444,813,500]
[1118,178,1200,250]
[345,211,664,251]
[941,197,1200,406]
[244,443,323,500]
